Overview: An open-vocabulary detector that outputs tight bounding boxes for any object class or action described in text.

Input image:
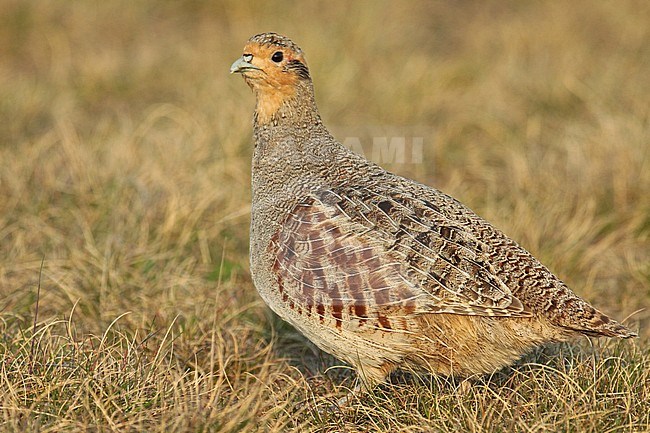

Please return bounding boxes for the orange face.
[231,33,310,124]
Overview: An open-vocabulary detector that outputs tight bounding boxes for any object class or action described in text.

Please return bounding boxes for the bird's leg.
[457,377,473,394]
[335,380,363,407]
[333,361,395,408]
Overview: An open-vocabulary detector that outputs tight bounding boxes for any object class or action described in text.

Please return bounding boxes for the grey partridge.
[230,32,636,390]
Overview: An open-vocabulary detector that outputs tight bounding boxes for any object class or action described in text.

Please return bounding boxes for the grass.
[1,0,649,431]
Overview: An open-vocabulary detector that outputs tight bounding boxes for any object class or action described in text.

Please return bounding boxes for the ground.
[0,1,649,431]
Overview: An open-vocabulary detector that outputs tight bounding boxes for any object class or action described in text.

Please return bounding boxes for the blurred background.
[0,0,648,429]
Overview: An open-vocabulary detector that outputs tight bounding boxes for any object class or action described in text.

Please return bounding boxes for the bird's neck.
[250,79,351,208]
[252,81,332,162]
[253,80,322,129]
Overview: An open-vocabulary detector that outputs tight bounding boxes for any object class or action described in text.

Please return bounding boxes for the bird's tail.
[567,305,637,338]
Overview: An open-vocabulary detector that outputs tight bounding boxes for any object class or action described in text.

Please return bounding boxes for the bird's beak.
[230,57,261,74]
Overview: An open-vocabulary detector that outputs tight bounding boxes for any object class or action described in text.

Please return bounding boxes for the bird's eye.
[271,51,283,63]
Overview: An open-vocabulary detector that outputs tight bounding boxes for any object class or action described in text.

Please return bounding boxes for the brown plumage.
[230,32,636,389]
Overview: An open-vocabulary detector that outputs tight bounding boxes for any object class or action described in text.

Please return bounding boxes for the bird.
[230,32,636,392]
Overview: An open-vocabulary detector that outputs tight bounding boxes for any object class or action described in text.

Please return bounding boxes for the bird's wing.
[269,185,531,332]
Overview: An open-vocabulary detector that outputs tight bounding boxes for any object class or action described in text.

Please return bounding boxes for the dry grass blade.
[28,257,44,375]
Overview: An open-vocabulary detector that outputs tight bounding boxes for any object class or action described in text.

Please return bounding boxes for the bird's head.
[231,33,312,124]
